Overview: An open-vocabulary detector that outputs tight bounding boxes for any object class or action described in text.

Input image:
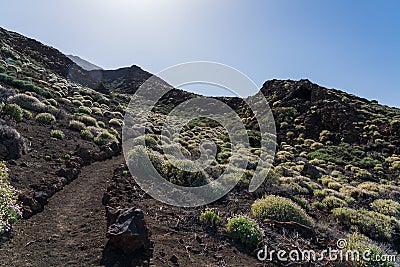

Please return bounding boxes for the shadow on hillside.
[101,241,153,267]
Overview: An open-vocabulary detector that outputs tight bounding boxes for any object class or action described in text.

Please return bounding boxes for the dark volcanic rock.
[34,191,49,206]
[19,193,43,218]
[106,208,150,255]
[76,147,94,164]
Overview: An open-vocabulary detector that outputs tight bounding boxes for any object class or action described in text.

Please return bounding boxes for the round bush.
[251,195,313,226]
[35,113,56,125]
[77,115,97,126]
[80,129,94,140]
[94,130,117,145]
[50,130,65,140]
[97,121,106,128]
[69,120,85,131]
[109,118,123,127]
[8,93,46,112]
[322,196,348,210]
[199,209,221,227]
[91,107,103,116]
[371,199,400,218]
[78,106,92,115]
[226,216,263,247]
[2,104,23,122]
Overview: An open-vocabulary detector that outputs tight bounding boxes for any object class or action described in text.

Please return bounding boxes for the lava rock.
[106,208,150,255]
[76,147,93,164]
[110,141,121,156]
[56,167,80,182]
[19,193,43,217]
[34,191,49,206]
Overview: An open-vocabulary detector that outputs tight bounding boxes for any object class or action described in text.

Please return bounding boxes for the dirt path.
[0,156,124,267]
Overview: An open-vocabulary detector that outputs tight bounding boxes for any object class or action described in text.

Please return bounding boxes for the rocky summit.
[0,27,399,266]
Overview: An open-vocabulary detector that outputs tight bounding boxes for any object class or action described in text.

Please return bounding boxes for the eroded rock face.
[106,208,150,255]
[0,124,26,160]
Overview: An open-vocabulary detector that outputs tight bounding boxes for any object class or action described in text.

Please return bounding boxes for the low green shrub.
[78,106,92,115]
[327,182,342,191]
[226,216,263,247]
[0,74,52,97]
[109,118,124,127]
[308,149,345,165]
[251,195,313,226]
[357,157,380,168]
[332,207,400,241]
[311,201,326,210]
[97,121,106,128]
[355,169,373,180]
[69,120,85,131]
[322,196,347,210]
[80,129,94,140]
[370,199,400,218]
[162,160,207,186]
[22,109,32,120]
[50,130,65,140]
[94,130,118,145]
[77,115,97,126]
[91,107,103,116]
[72,99,82,106]
[199,209,221,227]
[2,104,23,122]
[46,98,58,107]
[108,127,120,139]
[346,232,395,267]
[35,113,56,125]
[8,93,46,112]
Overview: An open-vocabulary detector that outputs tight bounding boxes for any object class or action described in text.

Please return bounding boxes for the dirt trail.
[0,156,124,267]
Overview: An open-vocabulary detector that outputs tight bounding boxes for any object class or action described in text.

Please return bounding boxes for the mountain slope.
[0,27,399,266]
[67,55,103,71]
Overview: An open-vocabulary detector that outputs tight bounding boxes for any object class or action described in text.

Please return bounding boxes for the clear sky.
[0,0,399,106]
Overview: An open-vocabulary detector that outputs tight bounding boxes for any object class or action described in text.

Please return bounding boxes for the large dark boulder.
[0,124,26,160]
[106,208,150,255]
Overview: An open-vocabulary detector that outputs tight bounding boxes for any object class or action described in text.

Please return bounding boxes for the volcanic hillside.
[0,27,399,266]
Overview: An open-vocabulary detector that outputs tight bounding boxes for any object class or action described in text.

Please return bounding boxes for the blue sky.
[0,0,399,106]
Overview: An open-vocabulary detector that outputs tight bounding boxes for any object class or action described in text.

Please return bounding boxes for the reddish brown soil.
[0,156,124,267]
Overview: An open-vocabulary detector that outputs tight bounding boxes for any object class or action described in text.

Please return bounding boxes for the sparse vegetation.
[35,113,56,125]
[78,106,92,115]
[94,130,118,145]
[2,28,400,265]
[332,207,400,241]
[77,115,97,126]
[80,129,94,140]
[199,209,221,227]
[345,232,396,267]
[8,93,46,112]
[251,195,313,226]
[2,103,23,122]
[50,130,65,140]
[370,199,400,218]
[69,120,85,131]
[109,118,123,127]
[226,216,263,247]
